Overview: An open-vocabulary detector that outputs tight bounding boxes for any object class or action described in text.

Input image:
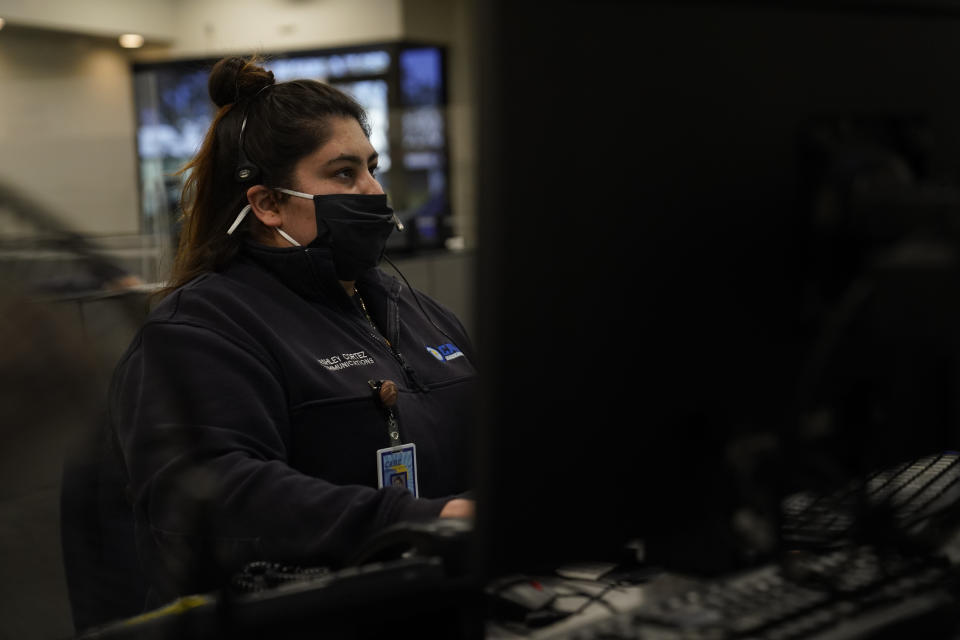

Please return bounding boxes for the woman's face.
[275,115,383,246]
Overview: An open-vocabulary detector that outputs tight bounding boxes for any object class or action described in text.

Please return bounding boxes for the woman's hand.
[439,498,475,519]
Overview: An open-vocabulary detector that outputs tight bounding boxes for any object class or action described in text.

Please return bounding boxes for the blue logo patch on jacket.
[426,342,464,362]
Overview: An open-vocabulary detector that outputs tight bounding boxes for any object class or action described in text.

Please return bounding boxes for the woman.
[109,55,477,605]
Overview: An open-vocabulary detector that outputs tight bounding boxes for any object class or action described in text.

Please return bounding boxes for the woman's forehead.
[311,116,375,160]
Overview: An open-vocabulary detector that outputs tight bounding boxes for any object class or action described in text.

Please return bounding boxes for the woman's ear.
[246,185,282,228]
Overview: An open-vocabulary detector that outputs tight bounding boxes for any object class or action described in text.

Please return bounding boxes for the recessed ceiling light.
[118,33,144,48]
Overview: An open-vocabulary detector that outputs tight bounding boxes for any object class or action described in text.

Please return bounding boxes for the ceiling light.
[118,33,144,48]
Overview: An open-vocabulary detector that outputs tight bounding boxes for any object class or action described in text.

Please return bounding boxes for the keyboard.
[511,451,960,640]
[781,451,960,552]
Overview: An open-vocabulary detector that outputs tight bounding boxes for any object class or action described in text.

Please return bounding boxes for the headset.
[235,84,274,183]
[234,112,260,183]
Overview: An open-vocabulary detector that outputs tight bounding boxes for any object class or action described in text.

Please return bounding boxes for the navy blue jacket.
[109,243,477,603]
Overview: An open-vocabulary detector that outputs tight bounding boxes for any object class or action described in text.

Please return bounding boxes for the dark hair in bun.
[159,54,371,299]
[208,55,276,108]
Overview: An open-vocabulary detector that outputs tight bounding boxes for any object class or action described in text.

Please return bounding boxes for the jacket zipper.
[357,315,427,392]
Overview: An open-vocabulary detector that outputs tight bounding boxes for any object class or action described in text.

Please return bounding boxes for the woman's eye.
[332,165,378,181]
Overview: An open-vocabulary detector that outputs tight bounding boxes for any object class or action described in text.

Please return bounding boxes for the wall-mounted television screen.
[132,42,450,256]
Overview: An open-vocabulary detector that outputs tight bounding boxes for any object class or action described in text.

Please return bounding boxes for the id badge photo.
[376,442,419,497]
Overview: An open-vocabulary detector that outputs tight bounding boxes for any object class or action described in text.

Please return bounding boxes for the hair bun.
[208,55,276,108]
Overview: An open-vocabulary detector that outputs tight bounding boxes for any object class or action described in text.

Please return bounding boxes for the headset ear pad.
[235,152,260,183]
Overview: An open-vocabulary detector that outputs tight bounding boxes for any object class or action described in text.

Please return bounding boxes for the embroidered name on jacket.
[318,351,375,371]
[426,343,464,362]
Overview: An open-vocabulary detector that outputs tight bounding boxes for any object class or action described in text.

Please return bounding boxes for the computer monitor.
[470,0,960,583]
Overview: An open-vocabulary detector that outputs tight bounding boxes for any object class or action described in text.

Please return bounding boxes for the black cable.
[486,576,624,634]
[570,582,620,616]
[382,254,460,346]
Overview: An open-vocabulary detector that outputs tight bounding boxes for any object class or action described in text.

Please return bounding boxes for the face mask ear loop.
[227,204,252,235]
[273,187,313,200]
[276,227,302,247]
[270,188,312,245]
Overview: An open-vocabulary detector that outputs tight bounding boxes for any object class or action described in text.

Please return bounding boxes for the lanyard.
[368,379,401,446]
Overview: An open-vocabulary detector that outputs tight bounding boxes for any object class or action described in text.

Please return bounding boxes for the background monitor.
[131,43,452,255]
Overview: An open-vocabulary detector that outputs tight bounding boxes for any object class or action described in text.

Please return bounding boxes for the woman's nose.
[360,171,385,195]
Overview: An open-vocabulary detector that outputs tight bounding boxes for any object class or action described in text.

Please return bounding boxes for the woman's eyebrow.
[324,152,380,166]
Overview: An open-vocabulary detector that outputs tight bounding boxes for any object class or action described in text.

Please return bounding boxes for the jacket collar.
[240,241,399,310]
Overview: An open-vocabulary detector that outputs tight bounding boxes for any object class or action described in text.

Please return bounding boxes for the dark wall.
[474,2,960,577]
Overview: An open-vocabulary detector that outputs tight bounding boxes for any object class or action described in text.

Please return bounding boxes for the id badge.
[376,443,419,497]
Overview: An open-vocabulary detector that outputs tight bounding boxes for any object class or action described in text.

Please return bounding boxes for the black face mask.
[275,189,402,280]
